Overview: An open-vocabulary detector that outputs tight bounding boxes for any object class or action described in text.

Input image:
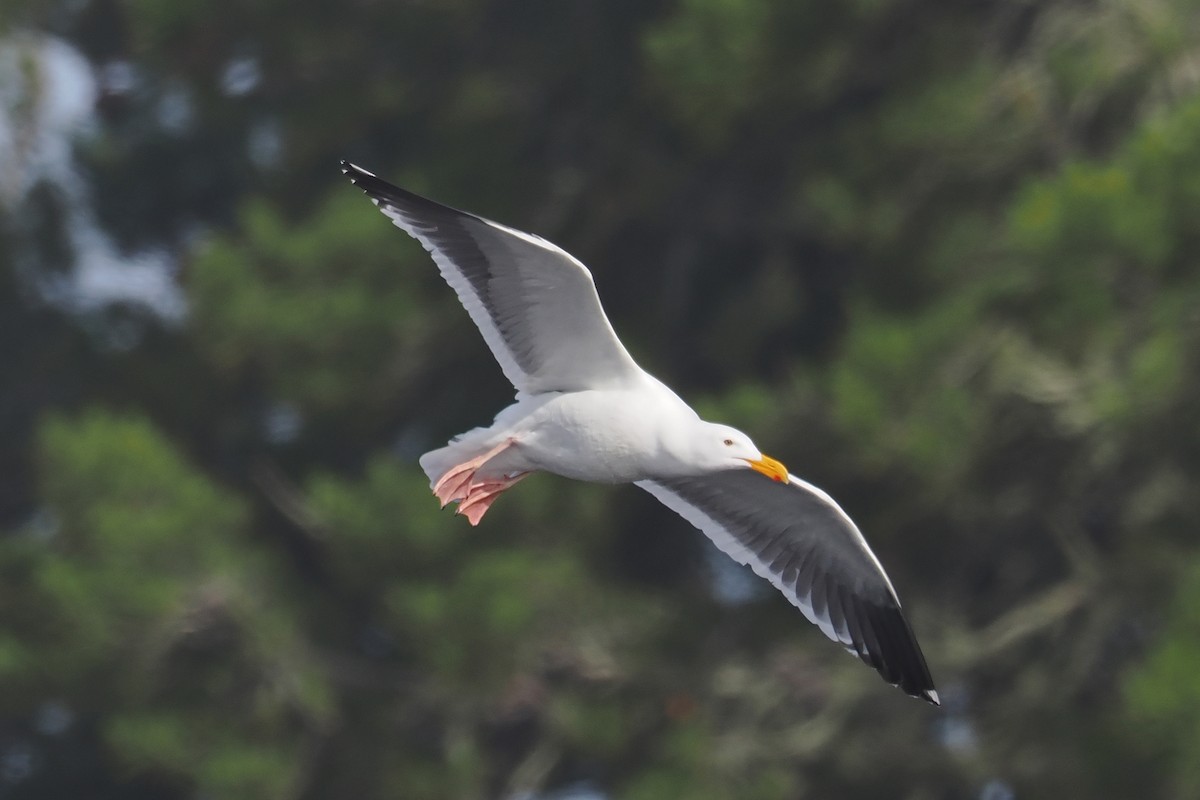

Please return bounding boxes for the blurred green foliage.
[4,0,1200,797]
[1125,562,1200,797]
[0,413,330,797]
[190,192,431,411]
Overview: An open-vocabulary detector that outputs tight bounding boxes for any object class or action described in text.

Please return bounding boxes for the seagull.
[341,161,938,704]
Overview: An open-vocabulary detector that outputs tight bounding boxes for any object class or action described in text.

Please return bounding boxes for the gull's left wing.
[637,470,938,704]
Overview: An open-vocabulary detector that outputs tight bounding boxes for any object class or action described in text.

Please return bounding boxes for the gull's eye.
[723,438,734,447]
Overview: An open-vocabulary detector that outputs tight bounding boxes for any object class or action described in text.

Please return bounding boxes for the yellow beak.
[746,454,789,483]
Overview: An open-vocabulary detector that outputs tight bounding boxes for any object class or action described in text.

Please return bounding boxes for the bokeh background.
[3,1,1200,798]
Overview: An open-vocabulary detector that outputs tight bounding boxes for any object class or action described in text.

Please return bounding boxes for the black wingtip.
[337,161,491,225]
[340,159,372,183]
[863,602,938,705]
[338,161,408,210]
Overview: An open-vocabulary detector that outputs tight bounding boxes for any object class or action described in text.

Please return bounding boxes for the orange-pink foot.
[430,439,528,524]
[432,440,515,508]
[456,473,529,526]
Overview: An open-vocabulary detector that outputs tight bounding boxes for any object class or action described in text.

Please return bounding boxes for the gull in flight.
[341,161,938,704]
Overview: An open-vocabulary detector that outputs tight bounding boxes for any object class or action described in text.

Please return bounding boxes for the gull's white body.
[424,382,673,484]
[420,374,740,486]
[342,160,939,705]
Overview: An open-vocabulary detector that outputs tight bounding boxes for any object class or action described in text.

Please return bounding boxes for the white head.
[690,421,790,482]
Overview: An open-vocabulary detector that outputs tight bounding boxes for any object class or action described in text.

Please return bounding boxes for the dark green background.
[2,1,1199,797]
